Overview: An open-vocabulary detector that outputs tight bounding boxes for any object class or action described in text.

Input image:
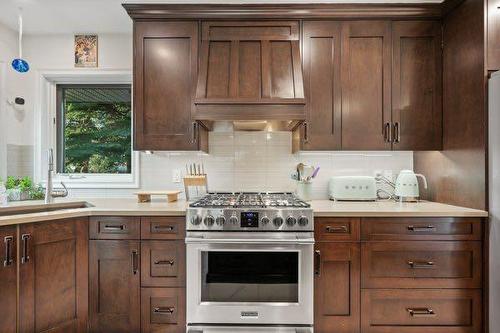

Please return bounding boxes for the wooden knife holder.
[183,175,208,201]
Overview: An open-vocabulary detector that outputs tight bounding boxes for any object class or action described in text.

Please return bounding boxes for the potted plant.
[2,176,45,201]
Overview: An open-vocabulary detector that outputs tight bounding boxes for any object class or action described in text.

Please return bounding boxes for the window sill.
[51,173,139,189]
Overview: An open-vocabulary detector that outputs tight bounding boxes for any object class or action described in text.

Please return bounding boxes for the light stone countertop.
[0,197,488,227]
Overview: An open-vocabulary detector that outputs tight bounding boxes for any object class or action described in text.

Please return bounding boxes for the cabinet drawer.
[141,217,185,240]
[361,217,482,241]
[141,241,185,287]
[361,289,482,333]
[361,242,482,288]
[315,218,360,241]
[141,288,186,333]
[89,216,140,240]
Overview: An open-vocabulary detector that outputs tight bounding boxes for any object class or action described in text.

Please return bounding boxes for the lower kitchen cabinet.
[89,240,140,333]
[141,288,186,333]
[0,219,89,333]
[141,240,186,287]
[314,242,360,333]
[0,225,17,333]
[361,289,482,333]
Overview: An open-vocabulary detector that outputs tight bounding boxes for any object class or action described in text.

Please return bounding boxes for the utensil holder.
[183,175,208,201]
[296,181,313,201]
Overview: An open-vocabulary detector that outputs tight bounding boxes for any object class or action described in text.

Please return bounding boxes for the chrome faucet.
[44,148,68,204]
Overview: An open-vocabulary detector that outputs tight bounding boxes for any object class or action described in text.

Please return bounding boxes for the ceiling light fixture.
[12,8,30,73]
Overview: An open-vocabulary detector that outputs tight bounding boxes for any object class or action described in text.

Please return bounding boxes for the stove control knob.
[191,215,202,226]
[298,216,309,227]
[261,216,270,225]
[273,216,284,228]
[216,216,226,226]
[286,216,297,226]
[229,215,239,225]
[204,215,215,227]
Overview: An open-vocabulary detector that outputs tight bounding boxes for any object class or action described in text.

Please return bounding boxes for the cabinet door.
[300,21,342,150]
[0,226,17,333]
[141,288,186,333]
[341,21,392,150]
[314,242,360,333]
[19,218,88,333]
[89,240,140,333]
[392,21,442,150]
[134,21,206,151]
[141,240,186,287]
[488,0,500,70]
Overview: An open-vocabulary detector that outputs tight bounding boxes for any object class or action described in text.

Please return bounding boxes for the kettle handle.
[415,174,428,189]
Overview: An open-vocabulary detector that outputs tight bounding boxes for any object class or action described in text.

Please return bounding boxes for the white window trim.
[34,69,139,189]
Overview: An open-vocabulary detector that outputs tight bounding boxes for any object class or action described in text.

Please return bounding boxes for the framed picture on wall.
[74,35,98,67]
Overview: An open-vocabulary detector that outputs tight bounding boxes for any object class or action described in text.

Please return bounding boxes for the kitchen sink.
[0,202,93,217]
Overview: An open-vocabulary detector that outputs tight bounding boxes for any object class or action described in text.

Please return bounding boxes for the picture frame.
[74,34,98,68]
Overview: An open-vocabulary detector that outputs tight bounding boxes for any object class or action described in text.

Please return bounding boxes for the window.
[56,84,132,175]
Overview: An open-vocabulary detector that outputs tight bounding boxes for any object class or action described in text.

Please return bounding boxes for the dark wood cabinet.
[141,240,186,287]
[314,242,360,333]
[90,216,140,240]
[89,240,140,333]
[341,21,392,150]
[141,288,186,333]
[0,226,17,333]
[133,21,207,151]
[17,218,88,333]
[299,21,342,150]
[488,0,500,70]
[392,21,442,150]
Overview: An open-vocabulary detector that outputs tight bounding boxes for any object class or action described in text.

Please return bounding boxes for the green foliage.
[5,176,17,189]
[18,176,33,192]
[2,176,44,201]
[62,98,131,174]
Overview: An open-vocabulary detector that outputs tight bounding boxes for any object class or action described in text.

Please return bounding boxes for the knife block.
[183,175,208,201]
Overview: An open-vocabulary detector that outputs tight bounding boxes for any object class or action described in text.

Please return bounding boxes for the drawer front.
[141,241,185,287]
[141,288,186,333]
[315,218,360,241]
[141,217,185,240]
[361,289,482,333]
[89,216,140,240]
[361,242,482,288]
[361,217,482,241]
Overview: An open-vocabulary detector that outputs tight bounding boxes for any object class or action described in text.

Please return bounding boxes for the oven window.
[201,251,299,303]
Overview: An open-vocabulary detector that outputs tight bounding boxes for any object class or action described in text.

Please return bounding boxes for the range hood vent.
[194,21,306,127]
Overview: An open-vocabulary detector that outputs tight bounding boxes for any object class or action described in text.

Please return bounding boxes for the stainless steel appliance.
[186,193,314,333]
[329,176,378,201]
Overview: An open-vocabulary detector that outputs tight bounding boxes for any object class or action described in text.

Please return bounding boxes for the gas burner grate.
[189,192,310,208]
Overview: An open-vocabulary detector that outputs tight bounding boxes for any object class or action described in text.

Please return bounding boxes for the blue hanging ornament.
[12,9,30,73]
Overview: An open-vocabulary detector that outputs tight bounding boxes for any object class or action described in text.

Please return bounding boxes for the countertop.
[0,197,488,227]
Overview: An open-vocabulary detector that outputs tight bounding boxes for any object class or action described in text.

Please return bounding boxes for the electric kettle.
[394,170,428,202]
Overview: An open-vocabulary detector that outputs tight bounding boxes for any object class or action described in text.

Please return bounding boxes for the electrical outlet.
[172,169,181,183]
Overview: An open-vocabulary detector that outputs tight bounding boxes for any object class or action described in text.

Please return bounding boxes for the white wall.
[1,31,414,199]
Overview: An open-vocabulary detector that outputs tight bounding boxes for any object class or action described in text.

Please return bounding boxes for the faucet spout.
[44,149,68,203]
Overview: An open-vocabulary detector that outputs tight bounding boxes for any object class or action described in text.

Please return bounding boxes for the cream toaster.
[329,176,378,201]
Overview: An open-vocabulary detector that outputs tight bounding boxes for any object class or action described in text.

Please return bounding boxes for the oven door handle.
[185,237,315,245]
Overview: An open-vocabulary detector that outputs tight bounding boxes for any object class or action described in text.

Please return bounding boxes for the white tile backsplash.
[65,131,413,200]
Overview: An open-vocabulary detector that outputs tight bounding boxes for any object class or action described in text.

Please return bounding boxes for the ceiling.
[0,0,443,35]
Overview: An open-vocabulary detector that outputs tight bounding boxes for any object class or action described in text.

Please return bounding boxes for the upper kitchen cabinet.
[488,0,500,70]
[392,21,442,150]
[194,21,306,121]
[298,21,342,151]
[341,21,393,150]
[133,21,207,151]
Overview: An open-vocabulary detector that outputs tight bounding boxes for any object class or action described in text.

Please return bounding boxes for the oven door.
[186,232,314,326]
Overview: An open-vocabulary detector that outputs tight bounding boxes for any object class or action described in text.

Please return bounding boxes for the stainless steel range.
[186,192,314,333]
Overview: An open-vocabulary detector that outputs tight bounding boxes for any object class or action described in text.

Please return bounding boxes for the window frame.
[34,70,139,189]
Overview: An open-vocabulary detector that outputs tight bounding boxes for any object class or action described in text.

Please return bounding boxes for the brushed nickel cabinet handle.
[132,250,139,275]
[326,225,348,233]
[393,122,401,143]
[314,250,321,276]
[384,122,392,142]
[3,236,14,267]
[303,122,309,143]
[407,260,435,269]
[153,225,174,232]
[407,225,437,232]
[21,234,31,264]
[192,122,198,144]
[154,260,175,266]
[407,308,436,317]
[153,307,174,314]
[104,225,125,231]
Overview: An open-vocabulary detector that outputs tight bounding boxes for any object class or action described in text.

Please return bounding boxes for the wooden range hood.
[194,21,306,129]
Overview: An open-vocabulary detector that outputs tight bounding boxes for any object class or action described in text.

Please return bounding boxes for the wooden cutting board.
[134,190,182,203]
